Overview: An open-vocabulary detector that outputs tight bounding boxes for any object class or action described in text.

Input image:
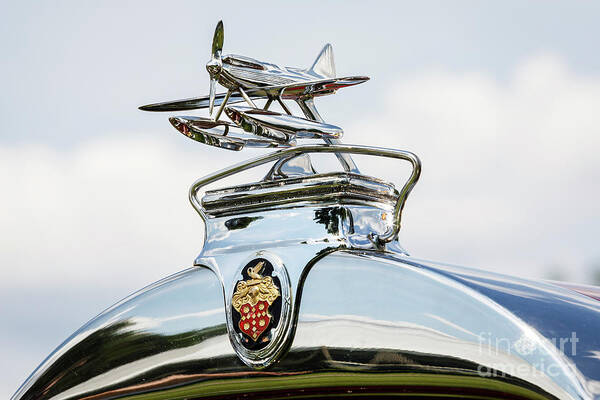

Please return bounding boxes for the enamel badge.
[226,253,291,367]
[232,259,281,346]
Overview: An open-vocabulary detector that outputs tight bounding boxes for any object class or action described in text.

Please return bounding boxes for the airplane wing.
[138,76,369,112]
[139,91,255,112]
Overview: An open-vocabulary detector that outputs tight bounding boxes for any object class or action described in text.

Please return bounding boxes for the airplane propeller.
[206,20,224,116]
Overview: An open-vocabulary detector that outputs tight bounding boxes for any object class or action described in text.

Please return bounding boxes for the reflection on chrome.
[12,19,600,400]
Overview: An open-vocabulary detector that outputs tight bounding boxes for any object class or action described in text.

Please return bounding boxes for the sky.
[1,1,600,398]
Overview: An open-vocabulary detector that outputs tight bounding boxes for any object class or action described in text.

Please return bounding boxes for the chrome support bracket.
[190,144,421,247]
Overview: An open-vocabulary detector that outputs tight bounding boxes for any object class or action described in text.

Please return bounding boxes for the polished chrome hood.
[11,248,600,400]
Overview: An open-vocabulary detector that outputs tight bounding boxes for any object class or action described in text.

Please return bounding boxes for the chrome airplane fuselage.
[215,54,326,90]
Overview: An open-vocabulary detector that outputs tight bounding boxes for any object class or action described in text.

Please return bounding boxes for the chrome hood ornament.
[141,20,420,250]
[12,20,600,400]
[139,20,368,159]
[142,22,421,368]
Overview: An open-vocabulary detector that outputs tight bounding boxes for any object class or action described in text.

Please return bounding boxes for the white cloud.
[0,136,223,291]
[351,53,600,279]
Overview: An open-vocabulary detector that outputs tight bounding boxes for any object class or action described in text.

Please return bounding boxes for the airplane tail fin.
[309,44,336,78]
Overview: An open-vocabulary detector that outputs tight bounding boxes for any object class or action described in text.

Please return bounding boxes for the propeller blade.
[212,20,224,58]
[207,20,223,117]
[209,78,216,115]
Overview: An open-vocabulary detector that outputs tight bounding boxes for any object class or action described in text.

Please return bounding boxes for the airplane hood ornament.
[139,20,421,250]
[137,21,421,367]
[140,20,368,157]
